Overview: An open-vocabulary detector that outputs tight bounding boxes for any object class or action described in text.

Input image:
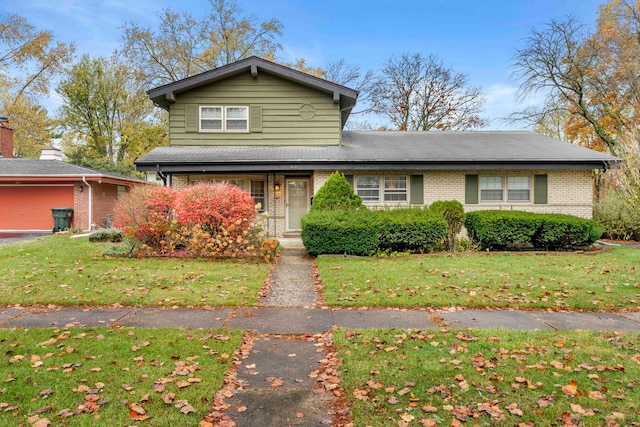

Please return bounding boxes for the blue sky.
[4,0,604,129]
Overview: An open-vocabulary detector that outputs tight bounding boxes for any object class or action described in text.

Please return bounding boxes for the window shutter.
[344,174,354,187]
[185,105,198,132]
[465,175,479,204]
[249,105,262,132]
[410,174,424,204]
[534,174,548,204]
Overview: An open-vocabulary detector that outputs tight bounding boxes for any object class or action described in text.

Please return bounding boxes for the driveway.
[0,232,50,244]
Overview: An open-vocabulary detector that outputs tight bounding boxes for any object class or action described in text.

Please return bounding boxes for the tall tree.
[511,1,640,152]
[56,55,167,172]
[0,13,74,156]
[120,0,283,88]
[326,59,376,117]
[371,53,486,131]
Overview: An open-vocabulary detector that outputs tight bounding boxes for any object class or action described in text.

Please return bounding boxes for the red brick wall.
[71,181,126,230]
[91,182,120,228]
[73,182,89,230]
[0,122,13,158]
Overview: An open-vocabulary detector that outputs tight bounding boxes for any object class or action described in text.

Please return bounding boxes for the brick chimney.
[0,115,13,158]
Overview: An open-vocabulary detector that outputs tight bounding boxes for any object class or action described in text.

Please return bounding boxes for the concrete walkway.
[1,243,639,426]
[4,305,639,333]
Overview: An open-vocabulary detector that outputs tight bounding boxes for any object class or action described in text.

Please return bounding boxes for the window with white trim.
[355,175,408,203]
[250,180,266,211]
[507,176,530,201]
[479,175,531,202]
[226,106,248,131]
[356,176,380,201]
[384,176,407,202]
[479,176,503,202]
[199,106,248,132]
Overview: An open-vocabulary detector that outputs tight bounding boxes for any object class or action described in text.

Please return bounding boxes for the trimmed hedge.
[465,210,602,251]
[301,208,446,256]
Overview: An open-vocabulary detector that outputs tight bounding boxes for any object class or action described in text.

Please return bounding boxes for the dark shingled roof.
[135,131,619,173]
[0,159,146,183]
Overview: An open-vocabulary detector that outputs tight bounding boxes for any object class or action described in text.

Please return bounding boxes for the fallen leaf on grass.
[161,393,175,404]
[506,403,523,416]
[31,418,51,427]
[400,412,415,422]
[562,379,579,397]
[128,402,149,420]
[174,399,194,414]
[39,389,54,398]
[588,390,605,400]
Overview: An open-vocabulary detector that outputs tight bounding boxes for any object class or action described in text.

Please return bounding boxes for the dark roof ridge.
[148,55,357,95]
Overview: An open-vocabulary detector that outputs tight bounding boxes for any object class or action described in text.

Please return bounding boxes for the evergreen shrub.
[465,210,601,250]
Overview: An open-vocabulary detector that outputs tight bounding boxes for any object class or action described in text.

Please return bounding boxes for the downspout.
[82,176,93,232]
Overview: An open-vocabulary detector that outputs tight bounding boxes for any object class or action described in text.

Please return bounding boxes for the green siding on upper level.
[169,71,342,146]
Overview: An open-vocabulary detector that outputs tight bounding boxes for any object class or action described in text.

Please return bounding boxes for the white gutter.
[82,176,93,231]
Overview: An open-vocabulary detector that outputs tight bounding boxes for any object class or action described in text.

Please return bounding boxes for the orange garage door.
[0,185,74,231]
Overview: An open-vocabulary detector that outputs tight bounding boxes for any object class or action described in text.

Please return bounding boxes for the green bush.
[310,171,363,211]
[301,208,446,256]
[89,228,123,242]
[376,209,446,253]
[593,196,640,241]
[301,210,380,256]
[534,214,603,250]
[465,210,602,251]
[428,200,465,251]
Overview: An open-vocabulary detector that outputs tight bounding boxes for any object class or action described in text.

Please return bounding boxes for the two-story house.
[135,56,617,239]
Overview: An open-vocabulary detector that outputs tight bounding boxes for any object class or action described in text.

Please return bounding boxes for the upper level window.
[200,107,222,131]
[226,107,248,131]
[200,106,248,132]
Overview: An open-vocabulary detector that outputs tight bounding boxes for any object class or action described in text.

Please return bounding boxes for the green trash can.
[51,208,74,232]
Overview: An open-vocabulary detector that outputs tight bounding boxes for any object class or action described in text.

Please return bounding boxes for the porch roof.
[135,131,619,173]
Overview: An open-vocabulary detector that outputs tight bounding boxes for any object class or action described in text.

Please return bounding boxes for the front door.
[285,178,310,232]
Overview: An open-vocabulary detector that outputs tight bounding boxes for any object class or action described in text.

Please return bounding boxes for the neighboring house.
[0,117,147,232]
[136,56,618,238]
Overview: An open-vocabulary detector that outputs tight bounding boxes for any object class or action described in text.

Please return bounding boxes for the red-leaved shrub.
[113,182,278,261]
[112,185,175,248]
[174,182,256,238]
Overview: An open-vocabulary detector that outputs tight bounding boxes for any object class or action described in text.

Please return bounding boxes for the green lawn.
[0,327,243,426]
[0,235,272,307]
[317,247,640,311]
[334,328,640,426]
